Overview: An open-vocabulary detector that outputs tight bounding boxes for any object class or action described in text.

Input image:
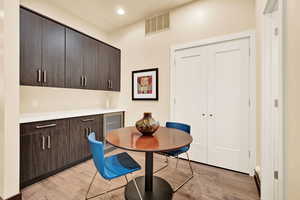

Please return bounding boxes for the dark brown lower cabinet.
[20,113,113,188]
[69,115,100,163]
[20,119,69,186]
[20,131,48,184]
[48,120,70,171]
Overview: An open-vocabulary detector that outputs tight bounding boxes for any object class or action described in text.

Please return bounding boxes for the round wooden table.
[106,126,193,200]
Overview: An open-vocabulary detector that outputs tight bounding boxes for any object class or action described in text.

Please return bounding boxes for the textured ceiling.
[45,0,196,32]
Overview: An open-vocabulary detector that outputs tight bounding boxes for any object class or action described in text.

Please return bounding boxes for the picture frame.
[132,68,159,101]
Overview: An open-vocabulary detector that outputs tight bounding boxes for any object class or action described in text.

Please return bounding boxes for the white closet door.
[207,38,250,173]
[174,47,208,163]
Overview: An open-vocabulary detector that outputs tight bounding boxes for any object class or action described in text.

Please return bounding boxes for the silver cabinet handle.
[37,69,42,83]
[81,118,95,122]
[43,70,47,83]
[36,124,57,129]
[80,76,83,86]
[85,128,88,138]
[47,136,51,149]
[107,80,110,89]
[110,80,113,89]
[84,76,87,86]
[42,136,45,150]
[107,80,112,89]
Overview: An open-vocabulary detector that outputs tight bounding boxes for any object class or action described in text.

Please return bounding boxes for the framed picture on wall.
[132,68,159,101]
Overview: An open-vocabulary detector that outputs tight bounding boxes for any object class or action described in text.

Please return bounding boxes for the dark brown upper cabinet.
[41,17,65,88]
[20,7,120,91]
[109,47,121,91]
[66,29,99,90]
[66,29,84,89]
[20,8,65,87]
[83,37,99,90]
[97,43,110,90]
[20,8,42,86]
[97,44,121,91]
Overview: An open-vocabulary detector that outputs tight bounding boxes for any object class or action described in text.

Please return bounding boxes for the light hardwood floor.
[22,149,259,200]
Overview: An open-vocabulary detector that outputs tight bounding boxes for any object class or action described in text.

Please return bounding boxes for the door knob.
[202,113,206,117]
[209,114,213,117]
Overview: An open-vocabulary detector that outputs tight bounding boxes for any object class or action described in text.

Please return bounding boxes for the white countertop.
[20,108,126,124]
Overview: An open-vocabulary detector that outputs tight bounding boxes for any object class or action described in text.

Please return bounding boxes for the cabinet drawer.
[20,119,67,135]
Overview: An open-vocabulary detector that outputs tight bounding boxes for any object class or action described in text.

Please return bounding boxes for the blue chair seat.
[104,152,141,180]
[86,133,143,200]
[161,146,189,157]
[154,122,194,193]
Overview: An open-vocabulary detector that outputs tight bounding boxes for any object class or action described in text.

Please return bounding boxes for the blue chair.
[155,122,194,192]
[86,133,143,200]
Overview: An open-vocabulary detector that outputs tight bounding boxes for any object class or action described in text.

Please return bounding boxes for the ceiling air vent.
[145,12,170,35]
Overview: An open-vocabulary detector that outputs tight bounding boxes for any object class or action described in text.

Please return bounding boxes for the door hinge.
[274,28,279,36]
[274,99,279,108]
[274,171,279,180]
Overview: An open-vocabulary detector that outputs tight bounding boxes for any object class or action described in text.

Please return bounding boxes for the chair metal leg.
[173,152,194,193]
[175,156,179,168]
[153,155,169,174]
[125,175,129,184]
[131,174,143,200]
[85,171,128,200]
[85,171,98,200]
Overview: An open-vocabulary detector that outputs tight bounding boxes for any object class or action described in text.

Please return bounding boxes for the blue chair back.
[88,133,106,178]
[166,122,191,149]
[166,122,191,134]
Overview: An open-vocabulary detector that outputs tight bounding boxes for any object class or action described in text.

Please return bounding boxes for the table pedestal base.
[125,176,173,200]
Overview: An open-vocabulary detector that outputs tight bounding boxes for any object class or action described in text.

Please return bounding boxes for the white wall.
[20,0,119,114]
[0,0,4,196]
[0,0,20,198]
[109,0,256,126]
[285,0,300,199]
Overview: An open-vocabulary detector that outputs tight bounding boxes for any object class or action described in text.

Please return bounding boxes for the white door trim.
[264,0,278,14]
[261,0,285,199]
[170,31,256,176]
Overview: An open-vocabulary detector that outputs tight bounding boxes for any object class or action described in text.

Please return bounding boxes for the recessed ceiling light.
[117,8,125,15]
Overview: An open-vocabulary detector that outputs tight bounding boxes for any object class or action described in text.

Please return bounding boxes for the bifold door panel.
[174,38,250,173]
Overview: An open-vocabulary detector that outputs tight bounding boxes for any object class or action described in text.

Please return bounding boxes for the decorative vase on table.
[135,112,160,136]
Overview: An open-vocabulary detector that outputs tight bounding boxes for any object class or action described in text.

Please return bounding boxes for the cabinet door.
[66,28,84,89]
[82,115,101,157]
[42,18,65,88]
[83,36,98,90]
[20,124,50,185]
[97,43,110,90]
[48,120,70,172]
[20,8,42,86]
[109,47,121,91]
[69,116,95,162]
[87,115,102,141]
